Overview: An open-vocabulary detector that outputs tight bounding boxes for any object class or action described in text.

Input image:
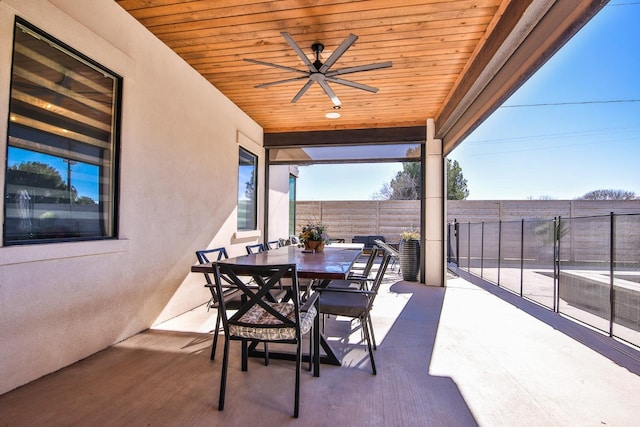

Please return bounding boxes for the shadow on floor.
[0,278,478,426]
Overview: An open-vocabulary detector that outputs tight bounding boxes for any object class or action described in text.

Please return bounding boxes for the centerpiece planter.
[299,222,328,253]
[399,228,420,281]
[304,240,325,252]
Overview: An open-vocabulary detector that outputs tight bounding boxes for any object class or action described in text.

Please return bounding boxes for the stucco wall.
[268,165,298,241]
[0,0,265,394]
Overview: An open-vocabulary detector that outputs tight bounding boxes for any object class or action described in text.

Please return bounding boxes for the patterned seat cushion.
[229,302,317,341]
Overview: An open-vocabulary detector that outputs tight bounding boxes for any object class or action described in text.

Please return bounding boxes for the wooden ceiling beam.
[264,126,426,148]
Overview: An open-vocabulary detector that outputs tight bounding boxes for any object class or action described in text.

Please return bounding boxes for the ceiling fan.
[244,32,392,109]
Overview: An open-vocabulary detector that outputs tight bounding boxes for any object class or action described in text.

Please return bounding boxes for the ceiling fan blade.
[291,80,314,103]
[319,33,358,73]
[243,58,307,75]
[317,79,341,108]
[281,32,316,72]
[326,61,393,77]
[256,76,309,88]
[325,77,379,93]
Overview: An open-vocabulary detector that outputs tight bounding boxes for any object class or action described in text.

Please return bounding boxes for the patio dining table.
[191,245,363,366]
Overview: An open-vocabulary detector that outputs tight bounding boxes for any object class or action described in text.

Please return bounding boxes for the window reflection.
[238,147,257,230]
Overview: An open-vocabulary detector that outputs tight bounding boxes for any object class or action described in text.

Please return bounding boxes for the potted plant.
[400,227,420,281]
[299,223,329,252]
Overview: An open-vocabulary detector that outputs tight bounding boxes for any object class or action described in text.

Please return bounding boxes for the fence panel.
[558,216,611,333]
[458,222,470,271]
[498,220,522,295]
[482,221,500,284]
[612,214,640,347]
[520,219,556,309]
[447,223,458,264]
[469,223,483,277]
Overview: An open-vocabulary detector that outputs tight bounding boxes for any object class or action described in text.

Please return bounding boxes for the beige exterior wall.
[268,165,298,241]
[0,0,266,394]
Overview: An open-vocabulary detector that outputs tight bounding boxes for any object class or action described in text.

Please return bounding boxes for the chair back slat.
[361,247,379,277]
[267,240,281,250]
[246,243,265,254]
[196,247,230,295]
[215,263,302,336]
[367,249,393,310]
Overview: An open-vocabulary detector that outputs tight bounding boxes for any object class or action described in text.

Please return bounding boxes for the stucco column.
[423,118,444,286]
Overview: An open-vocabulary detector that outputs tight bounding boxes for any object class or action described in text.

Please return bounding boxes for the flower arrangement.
[401,226,420,240]
[299,223,329,243]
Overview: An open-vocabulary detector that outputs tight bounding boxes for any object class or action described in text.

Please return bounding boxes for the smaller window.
[289,174,296,235]
[237,147,257,231]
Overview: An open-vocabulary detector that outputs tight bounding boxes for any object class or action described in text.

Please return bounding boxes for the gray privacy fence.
[447,213,640,349]
[296,199,640,243]
[296,200,421,243]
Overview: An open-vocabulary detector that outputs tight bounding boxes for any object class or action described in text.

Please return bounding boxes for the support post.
[424,118,444,286]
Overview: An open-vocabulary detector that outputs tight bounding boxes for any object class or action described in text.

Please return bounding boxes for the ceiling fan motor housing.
[311,43,324,70]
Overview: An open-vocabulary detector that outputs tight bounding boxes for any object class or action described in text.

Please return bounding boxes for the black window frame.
[3,17,122,246]
[237,146,258,231]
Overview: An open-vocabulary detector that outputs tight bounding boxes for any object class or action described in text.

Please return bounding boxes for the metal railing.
[447,213,640,349]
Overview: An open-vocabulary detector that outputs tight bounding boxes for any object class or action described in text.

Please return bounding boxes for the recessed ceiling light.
[325,112,341,119]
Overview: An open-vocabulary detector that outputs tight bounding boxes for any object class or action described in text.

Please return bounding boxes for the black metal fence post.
[497,220,502,286]
[554,216,560,313]
[520,219,524,297]
[481,221,485,278]
[609,212,615,337]
[455,219,459,266]
[467,221,471,271]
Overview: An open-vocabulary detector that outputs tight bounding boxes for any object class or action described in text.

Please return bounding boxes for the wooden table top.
[191,246,362,280]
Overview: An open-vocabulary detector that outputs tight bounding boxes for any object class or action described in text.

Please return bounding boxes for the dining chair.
[374,239,400,272]
[195,248,242,360]
[289,235,300,245]
[267,240,281,250]
[245,243,265,254]
[317,249,392,375]
[327,247,380,290]
[213,262,319,418]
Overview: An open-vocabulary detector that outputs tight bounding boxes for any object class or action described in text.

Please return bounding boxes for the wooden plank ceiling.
[115,0,512,136]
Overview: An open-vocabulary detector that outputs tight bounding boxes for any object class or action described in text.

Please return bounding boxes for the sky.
[297,1,640,201]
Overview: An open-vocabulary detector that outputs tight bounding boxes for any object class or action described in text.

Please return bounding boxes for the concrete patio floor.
[0,268,639,426]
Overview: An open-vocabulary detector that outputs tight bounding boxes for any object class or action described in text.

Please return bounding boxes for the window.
[289,174,296,235]
[3,19,121,245]
[237,147,257,230]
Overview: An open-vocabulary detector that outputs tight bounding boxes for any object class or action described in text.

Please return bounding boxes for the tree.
[6,161,96,204]
[245,168,256,200]
[576,189,637,200]
[446,159,469,200]
[372,159,468,200]
[372,162,420,200]
[8,161,67,191]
